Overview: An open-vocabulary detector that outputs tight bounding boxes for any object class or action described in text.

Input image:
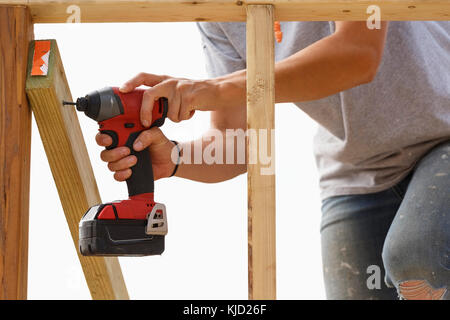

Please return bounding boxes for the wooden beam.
[0,0,449,23]
[246,5,276,300]
[25,40,129,300]
[0,5,33,300]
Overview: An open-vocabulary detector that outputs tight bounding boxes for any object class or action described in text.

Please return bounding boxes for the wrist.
[216,71,246,108]
[169,140,181,177]
[198,72,246,110]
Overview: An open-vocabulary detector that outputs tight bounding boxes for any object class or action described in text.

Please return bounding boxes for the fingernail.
[119,85,127,92]
[142,120,149,127]
[134,141,143,150]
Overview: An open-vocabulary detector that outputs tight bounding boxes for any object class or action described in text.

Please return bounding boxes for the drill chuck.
[64,97,90,112]
[73,97,89,112]
[63,87,121,122]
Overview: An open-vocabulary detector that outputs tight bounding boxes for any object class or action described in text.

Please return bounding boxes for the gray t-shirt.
[197,21,450,199]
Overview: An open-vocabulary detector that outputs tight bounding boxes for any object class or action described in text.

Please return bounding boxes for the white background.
[28,22,325,299]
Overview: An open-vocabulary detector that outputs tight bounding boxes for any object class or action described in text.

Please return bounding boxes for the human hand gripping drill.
[64,87,169,256]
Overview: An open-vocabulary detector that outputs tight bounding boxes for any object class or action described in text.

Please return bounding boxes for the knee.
[398,280,447,300]
[382,234,448,300]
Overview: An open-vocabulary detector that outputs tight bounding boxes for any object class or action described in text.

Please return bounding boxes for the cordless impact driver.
[64,87,168,256]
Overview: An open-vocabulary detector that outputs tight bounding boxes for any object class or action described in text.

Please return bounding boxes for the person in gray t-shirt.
[96,21,449,299]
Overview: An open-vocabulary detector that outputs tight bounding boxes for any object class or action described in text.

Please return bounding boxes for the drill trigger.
[146,203,168,236]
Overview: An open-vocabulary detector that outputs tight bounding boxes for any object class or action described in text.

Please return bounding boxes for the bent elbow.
[361,62,379,84]
[359,48,383,84]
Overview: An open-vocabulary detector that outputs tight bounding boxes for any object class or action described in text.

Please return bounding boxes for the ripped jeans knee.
[398,280,447,300]
[381,141,450,300]
[382,230,449,300]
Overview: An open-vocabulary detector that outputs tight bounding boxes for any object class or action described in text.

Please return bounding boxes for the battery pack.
[79,219,165,257]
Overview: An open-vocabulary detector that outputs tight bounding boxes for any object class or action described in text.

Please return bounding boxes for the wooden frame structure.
[1,0,449,300]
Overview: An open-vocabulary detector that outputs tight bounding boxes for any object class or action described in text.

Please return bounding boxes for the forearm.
[172,23,387,182]
[207,24,386,107]
[174,128,246,182]
[175,31,367,182]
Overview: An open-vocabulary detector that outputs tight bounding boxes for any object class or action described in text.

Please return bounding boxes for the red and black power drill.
[64,87,168,256]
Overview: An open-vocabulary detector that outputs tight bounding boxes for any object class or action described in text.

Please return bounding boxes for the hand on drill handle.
[97,71,245,181]
[97,72,202,182]
[120,72,208,124]
[119,72,245,124]
[97,127,177,182]
[97,73,205,180]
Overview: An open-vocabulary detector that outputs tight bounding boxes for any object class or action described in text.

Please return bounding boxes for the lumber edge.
[0,5,33,300]
[0,0,449,22]
[25,40,129,300]
[246,4,276,300]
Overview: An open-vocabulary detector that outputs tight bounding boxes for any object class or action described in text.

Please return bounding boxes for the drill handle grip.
[124,131,154,196]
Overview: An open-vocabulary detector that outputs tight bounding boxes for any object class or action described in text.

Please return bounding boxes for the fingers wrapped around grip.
[114,169,132,182]
[107,155,137,172]
[100,146,130,162]
[96,127,170,182]
[95,132,112,147]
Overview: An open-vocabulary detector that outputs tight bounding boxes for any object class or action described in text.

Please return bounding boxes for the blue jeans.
[320,140,450,300]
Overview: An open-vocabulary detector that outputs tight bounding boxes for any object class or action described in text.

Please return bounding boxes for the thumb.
[133,127,166,152]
